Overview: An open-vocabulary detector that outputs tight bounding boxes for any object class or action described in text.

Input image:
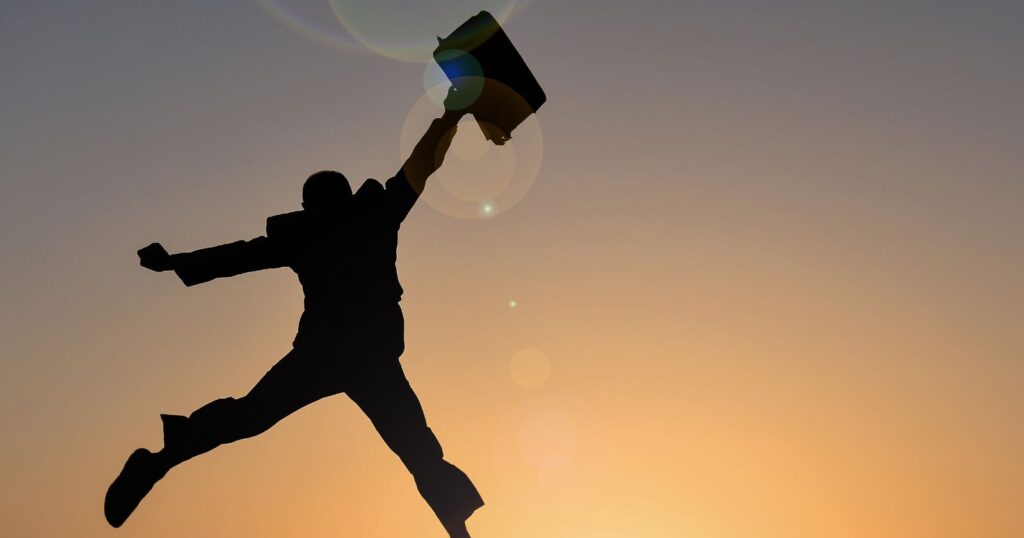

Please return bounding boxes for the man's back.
[276,175,419,349]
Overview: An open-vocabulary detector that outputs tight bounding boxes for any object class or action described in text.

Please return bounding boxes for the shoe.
[104,448,167,527]
[417,462,483,538]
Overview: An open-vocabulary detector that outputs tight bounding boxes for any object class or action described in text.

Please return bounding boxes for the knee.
[229,396,276,437]
[186,397,241,427]
[189,396,269,439]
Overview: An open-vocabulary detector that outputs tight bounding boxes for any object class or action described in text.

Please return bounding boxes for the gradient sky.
[2,1,1022,537]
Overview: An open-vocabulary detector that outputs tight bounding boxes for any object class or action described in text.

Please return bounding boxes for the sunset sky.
[2,1,1022,536]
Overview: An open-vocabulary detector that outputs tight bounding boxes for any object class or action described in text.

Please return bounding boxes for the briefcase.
[434,11,546,144]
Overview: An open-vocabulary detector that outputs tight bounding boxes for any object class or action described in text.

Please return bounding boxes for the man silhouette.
[105,88,483,538]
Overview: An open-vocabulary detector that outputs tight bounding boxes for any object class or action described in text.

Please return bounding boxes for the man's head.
[302,170,352,211]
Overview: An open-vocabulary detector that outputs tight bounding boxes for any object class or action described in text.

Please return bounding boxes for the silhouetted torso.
[288,173,417,352]
[172,171,419,354]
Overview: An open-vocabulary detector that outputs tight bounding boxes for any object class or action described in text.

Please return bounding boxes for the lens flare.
[518,409,579,470]
[400,80,544,219]
[510,348,550,389]
[255,2,540,65]
[422,52,485,109]
[327,0,524,63]
[253,0,368,55]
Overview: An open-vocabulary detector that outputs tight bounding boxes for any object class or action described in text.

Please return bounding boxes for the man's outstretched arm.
[381,89,470,222]
[399,87,471,195]
[400,105,466,195]
[138,237,286,287]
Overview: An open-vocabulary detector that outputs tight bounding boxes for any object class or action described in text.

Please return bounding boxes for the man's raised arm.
[137,237,287,287]
[400,89,469,194]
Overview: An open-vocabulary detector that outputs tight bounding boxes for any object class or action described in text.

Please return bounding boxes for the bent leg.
[160,348,337,468]
[105,348,337,527]
[107,346,342,524]
[346,360,483,531]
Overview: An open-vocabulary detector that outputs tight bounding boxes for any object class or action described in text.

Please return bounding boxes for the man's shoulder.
[356,178,385,195]
[354,172,417,224]
[266,210,307,240]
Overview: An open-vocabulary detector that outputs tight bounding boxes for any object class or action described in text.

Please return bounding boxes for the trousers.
[158,312,483,524]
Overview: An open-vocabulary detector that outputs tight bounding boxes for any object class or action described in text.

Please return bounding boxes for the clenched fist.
[137,243,173,272]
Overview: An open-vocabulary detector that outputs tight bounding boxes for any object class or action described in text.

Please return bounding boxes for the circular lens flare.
[423,52,485,109]
[510,348,550,389]
[400,80,543,219]
[328,0,524,63]
[256,1,541,66]
[254,0,369,55]
[518,409,579,470]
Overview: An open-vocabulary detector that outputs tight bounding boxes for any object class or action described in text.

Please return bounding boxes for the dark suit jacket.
[171,171,419,349]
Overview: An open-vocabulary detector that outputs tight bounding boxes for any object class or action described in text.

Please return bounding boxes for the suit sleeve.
[383,169,420,224]
[171,236,287,287]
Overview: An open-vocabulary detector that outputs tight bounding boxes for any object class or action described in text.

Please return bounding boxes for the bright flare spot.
[400,81,544,220]
[509,299,518,308]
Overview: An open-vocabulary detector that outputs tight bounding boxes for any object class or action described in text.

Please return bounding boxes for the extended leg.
[159,348,335,467]
[105,348,336,527]
[347,360,483,537]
